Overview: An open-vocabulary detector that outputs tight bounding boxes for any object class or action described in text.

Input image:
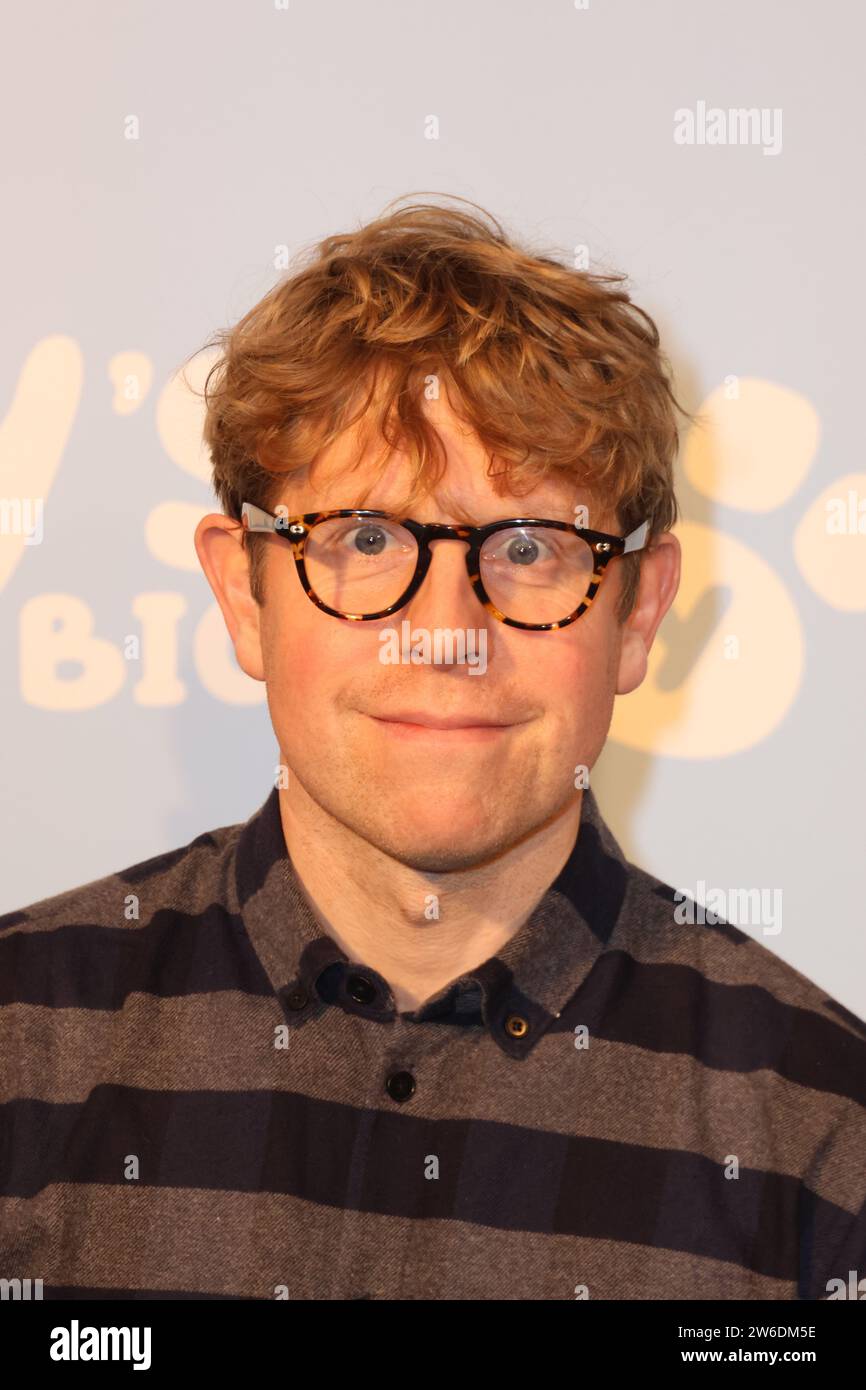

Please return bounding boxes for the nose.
[400,536,489,636]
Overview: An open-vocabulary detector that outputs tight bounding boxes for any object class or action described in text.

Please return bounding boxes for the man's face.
[226,391,647,873]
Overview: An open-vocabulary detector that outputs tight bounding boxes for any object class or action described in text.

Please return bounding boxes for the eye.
[319,518,414,561]
[488,528,559,566]
[348,523,390,556]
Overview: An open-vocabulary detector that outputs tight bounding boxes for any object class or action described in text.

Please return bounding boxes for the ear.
[615,532,681,695]
[194,512,265,682]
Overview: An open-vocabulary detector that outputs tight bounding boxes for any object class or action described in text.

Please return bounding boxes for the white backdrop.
[1,0,864,1019]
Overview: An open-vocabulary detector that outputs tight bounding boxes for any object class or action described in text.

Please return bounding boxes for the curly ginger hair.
[193,194,690,621]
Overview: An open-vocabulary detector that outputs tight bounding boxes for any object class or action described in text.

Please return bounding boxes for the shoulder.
[612,859,866,1115]
[613,860,866,1285]
[0,816,243,942]
[622,860,866,1038]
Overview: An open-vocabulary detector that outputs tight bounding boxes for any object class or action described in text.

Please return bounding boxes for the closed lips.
[372,711,512,729]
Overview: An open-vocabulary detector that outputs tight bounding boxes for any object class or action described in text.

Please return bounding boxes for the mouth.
[364,710,522,741]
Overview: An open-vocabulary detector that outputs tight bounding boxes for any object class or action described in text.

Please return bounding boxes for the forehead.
[275,391,610,528]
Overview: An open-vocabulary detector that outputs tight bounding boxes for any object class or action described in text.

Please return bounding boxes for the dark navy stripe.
[0,908,272,1009]
[0,1086,851,1283]
[550,819,628,944]
[234,788,287,906]
[554,951,866,1107]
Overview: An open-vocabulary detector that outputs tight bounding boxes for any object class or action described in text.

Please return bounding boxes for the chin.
[364,814,515,874]
[388,843,503,874]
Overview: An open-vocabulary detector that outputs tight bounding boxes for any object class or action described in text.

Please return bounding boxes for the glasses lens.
[479,525,595,624]
[304,515,418,614]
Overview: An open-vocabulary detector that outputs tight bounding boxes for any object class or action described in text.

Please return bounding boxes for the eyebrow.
[324,504,590,525]
[294,482,598,527]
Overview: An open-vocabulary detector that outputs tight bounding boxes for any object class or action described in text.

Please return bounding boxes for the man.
[1,199,864,1301]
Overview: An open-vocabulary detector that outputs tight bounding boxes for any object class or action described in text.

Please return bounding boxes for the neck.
[276,773,584,1014]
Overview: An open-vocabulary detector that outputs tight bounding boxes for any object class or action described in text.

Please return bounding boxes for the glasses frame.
[240,502,649,631]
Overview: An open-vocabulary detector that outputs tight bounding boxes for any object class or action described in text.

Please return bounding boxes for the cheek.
[511,623,618,753]
[508,624,607,702]
[260,579,372,742]
[259,573,332,721]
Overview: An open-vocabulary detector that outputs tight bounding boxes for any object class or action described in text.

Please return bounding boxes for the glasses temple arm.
[622,520,649,554]
[241,502,280,533]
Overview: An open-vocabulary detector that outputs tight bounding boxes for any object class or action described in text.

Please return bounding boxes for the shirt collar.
[233,782,630,1059]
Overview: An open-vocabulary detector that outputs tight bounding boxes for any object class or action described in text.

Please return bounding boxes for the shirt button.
[505,1014,530,1038]
[385,1070,416,1102]
[283,984,310,1011]
[347,973,378,1006]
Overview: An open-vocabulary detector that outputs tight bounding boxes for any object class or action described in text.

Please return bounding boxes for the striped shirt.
[1,783,864,1301]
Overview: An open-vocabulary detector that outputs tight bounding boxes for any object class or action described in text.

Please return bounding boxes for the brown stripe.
[1,1184,797,1300]
[1,996,861,1212]
[0,831,239,939]
[614,909,866,1043]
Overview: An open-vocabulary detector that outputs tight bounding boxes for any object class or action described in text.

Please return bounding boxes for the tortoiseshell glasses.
[241,503,649,632]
